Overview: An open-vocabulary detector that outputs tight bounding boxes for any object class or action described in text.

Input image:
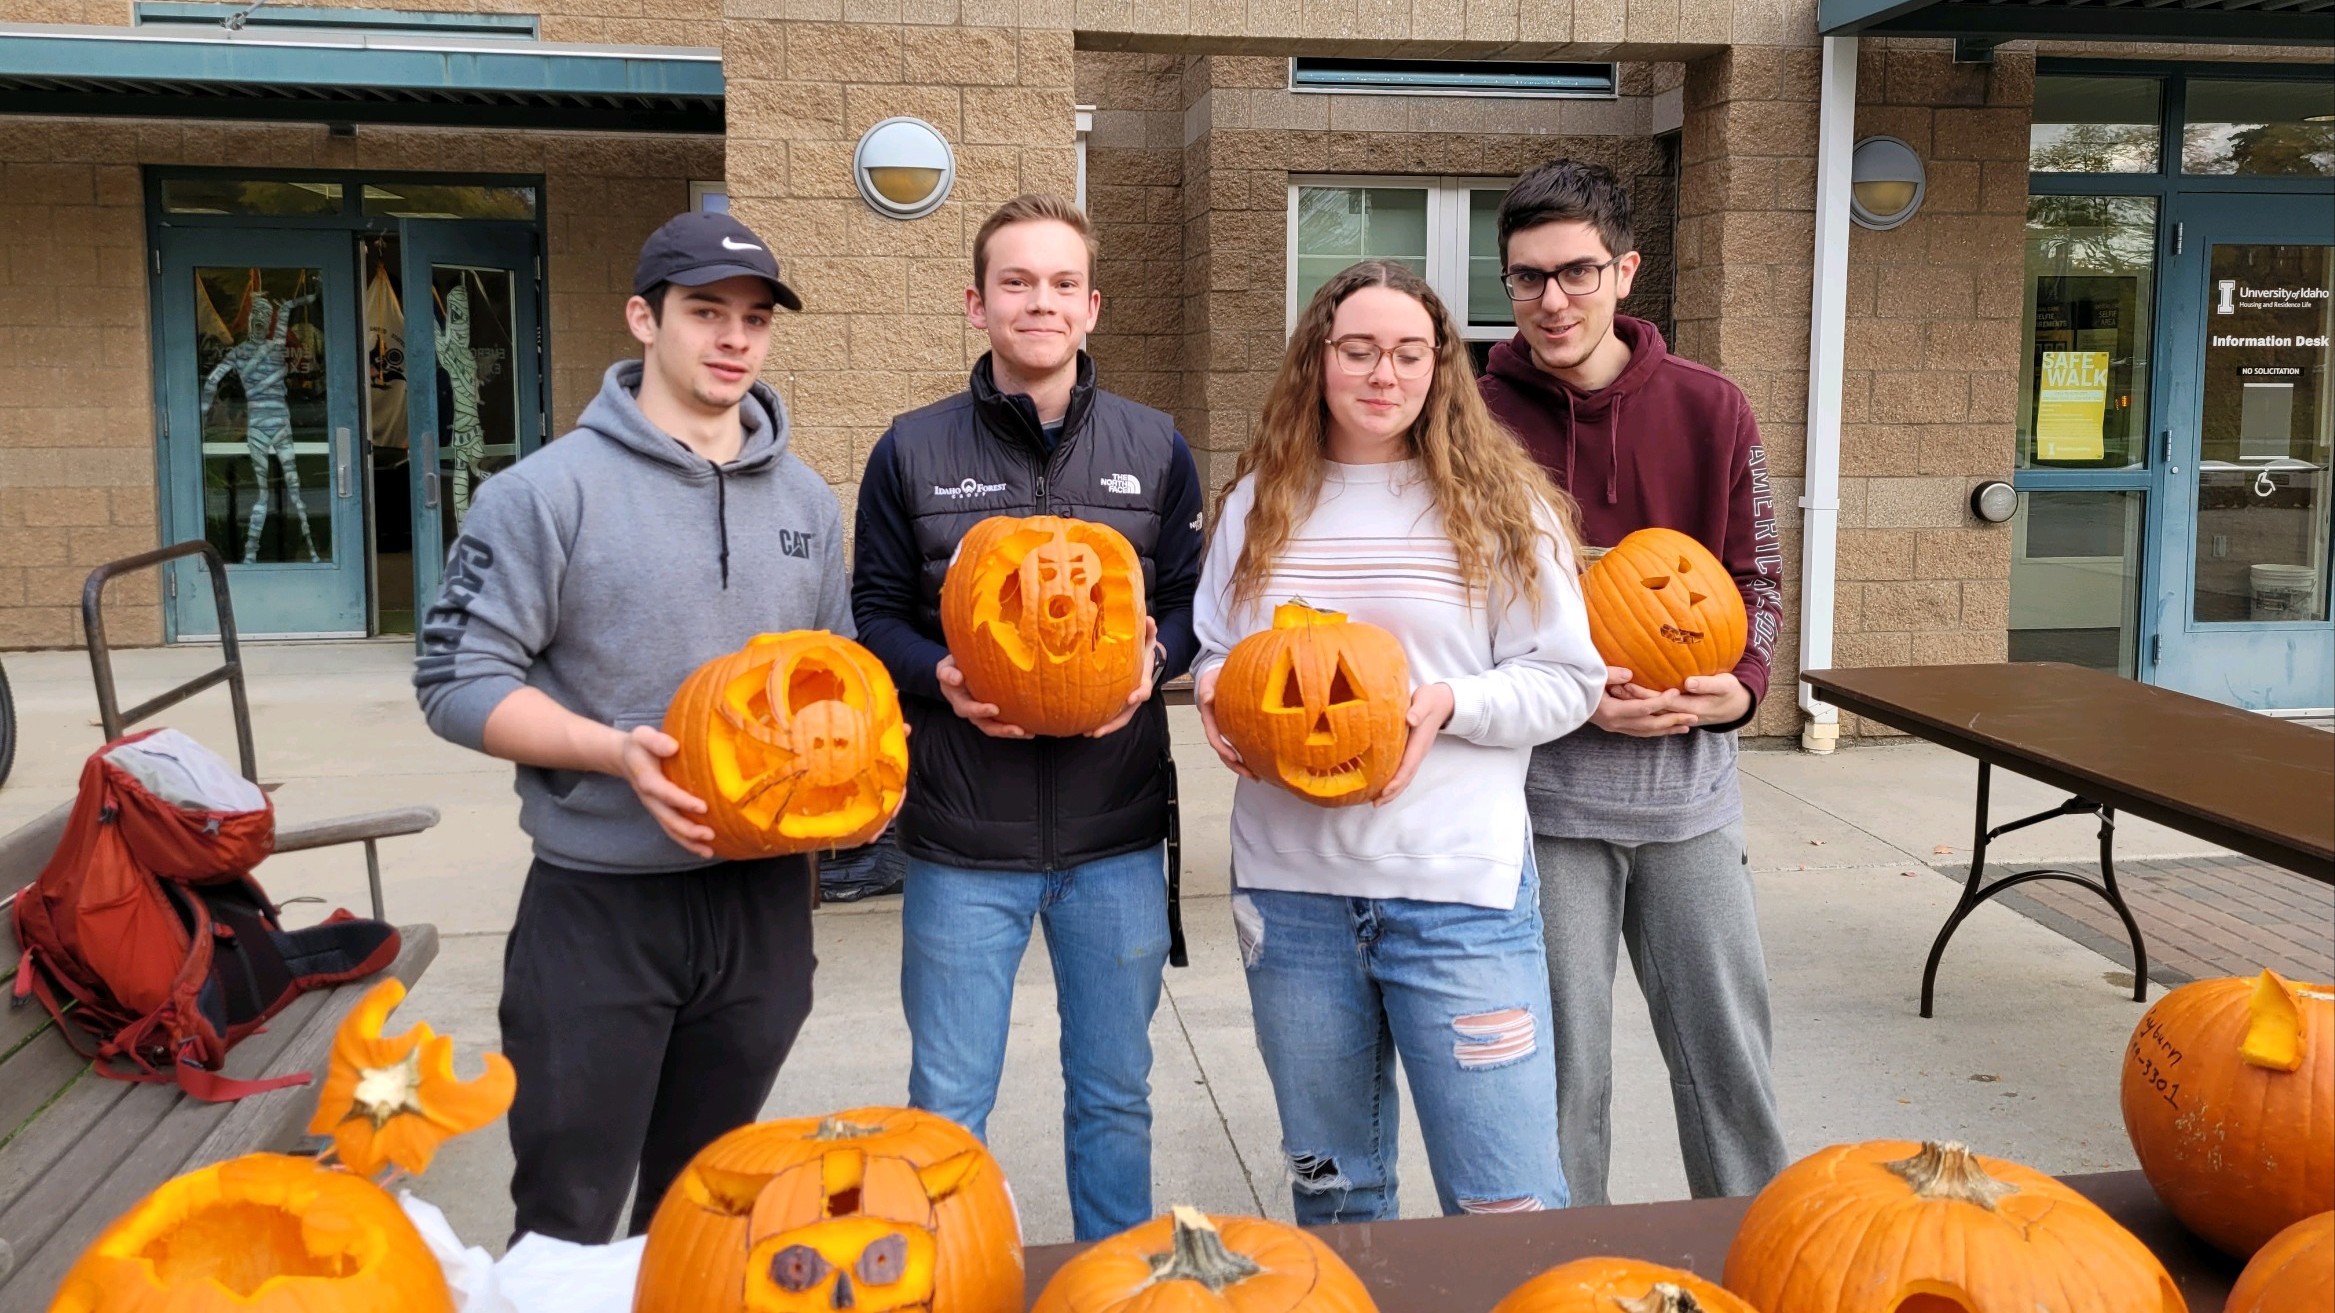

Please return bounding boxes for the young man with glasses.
[1477,159,1790,1205]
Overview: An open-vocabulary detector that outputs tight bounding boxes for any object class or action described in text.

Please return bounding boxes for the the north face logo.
[934,477,1009,500]
[1100,473,1142,495]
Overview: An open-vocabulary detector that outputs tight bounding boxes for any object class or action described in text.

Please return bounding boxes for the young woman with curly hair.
[1192,259,1605,1220]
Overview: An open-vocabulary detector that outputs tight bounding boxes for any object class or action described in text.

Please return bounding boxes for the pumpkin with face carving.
[662,633,908,860]
[1212,603,1410,807]
[1581,528,1746,693]
[940,515,1147,737]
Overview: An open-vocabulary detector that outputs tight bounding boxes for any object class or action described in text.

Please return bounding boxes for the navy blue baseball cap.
[633,211,803,312]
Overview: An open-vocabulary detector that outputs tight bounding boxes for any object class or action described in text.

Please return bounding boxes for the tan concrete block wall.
[0,116,718,648]
[3,0,723,47]
[1080,50,1189,417]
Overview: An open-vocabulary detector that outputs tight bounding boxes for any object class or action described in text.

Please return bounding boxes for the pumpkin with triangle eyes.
[1580,528,1746,693]
[1212,602,1409,807]
[940,515,1148,737]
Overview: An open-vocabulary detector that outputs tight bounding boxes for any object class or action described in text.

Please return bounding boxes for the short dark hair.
[639,279,673,325]
[1497,159,1634,266]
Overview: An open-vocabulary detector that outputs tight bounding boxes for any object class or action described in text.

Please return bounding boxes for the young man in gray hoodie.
[413,211,849,1244]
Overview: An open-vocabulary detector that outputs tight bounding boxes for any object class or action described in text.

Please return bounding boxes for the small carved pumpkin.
[636,1108,1022,1313]
[1031,1206,1378,1312]
[662,632,908,860]
[940,515,1147,737]
[2122,970,2334,1257]
[1724,1141,2186,1313]
[1212,603,1409,807]
[2225,1210,2334,1313]
[1581,528,1746,693]
[49,1153,455,1313]
[1492,1258,1759,1313]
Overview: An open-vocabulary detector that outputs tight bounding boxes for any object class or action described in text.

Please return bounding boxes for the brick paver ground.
[1936,853,2333,987]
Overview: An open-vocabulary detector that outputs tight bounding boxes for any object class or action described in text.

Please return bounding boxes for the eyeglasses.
[1500,256,1624,302]
[1326,335,1437,380]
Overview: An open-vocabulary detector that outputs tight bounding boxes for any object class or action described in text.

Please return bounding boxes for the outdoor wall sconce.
[1849,136,1925,231]
[855,117,955,220]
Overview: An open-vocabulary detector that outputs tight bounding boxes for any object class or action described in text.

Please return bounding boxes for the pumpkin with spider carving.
[940,515,1148,737]
[1580,528,1745,693]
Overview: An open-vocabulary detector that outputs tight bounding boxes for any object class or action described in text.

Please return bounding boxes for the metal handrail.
[81,540,259,783]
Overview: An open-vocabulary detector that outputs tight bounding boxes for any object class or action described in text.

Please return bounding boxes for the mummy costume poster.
[200,280,322,564]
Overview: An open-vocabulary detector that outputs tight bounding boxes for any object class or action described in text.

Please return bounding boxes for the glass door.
[158,228,367,638]
[2154,191,2335,709]
[399,221,543,624]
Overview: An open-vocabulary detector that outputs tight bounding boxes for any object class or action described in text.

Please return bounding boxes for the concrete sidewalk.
[0,643,2231,1250]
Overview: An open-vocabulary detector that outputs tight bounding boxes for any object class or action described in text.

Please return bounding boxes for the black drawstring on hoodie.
[711,460,731,589]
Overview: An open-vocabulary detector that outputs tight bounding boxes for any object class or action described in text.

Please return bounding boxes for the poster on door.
[2035,350,2109,461]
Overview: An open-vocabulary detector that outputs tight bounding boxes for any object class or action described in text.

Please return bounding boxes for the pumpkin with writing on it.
[2122,970,2335,1257]
[662,632,908,860]
[1724,1140,2187,1313]
[1032,1206,1377,1312]
[636,1107,1021,1313]
[1213,603,1409,807]
[1581,528,1745,693]
[1492,1258,1759,1313]
[49,1153,454,1313]
[940,515,1147,737]
[2225,1211,2334,1313]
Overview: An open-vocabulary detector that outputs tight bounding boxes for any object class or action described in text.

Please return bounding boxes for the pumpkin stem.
[2241,970,2308,1073]
[1148,1206,1262,1291]
[1884,1142,2018,1210]
[1612,1285,1707,1313]
[1271,601,1346,629]
[812,1116,883,1141]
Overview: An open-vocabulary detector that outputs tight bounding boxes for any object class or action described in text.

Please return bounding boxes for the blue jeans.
[900,845,1170,1241]
[1234,847,1567,1222]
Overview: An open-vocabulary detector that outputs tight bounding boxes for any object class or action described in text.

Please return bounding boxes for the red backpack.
[9,729,401,1102]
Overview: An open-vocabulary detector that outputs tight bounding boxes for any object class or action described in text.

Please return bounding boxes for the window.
[2183,78,2335,178]
[1287,177,1516,363]
[2029,75,2163,174]
[2017,194,2157,471]
[692,182,730,214]
[1290,58,1616,99]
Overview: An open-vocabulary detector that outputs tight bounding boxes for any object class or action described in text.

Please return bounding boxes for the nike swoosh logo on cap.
[721,236,764,252]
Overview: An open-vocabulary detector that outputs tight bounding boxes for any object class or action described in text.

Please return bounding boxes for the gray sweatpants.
[1535,820,1789,1205]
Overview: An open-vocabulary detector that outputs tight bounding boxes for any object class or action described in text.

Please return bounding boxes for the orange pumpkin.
[662,632,908,859]
[1212,602,1409,807]
[635,1108,1021,1313]
[1723,1140,2186,1313]
[1031,1206,1377,1312]
[49,1153,454,1313]
[2122,970,2335,1257]
[2224,1210,2334,1313]
[307,978,516,1179]
[1580,528,1746,693]
[940,515,1147,737]
[1492,1258,1759,1313]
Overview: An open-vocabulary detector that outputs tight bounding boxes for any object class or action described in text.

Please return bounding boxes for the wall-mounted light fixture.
[855,117,955,221]
[1849,135,1925,231]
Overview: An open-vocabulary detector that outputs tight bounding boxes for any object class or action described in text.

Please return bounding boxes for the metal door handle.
[334,427,352,498]
[422,470,440,508]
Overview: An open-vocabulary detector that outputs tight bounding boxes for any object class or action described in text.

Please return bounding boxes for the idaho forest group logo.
[933,477,1009,499]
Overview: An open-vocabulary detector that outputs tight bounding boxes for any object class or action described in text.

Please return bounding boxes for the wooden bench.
[0,801,439,1301]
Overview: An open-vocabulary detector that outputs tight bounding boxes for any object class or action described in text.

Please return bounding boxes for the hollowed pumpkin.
[940,515,1147,737]
[635,1107,1022,1313]
[1581,528,1746,693]
[1492,1258,1759,1313]
[2121,970,2334,1257]
[1031,1206,1377,1312]
[2224,1211,2334,1313]
[1723,1140,2187,1313]
[662,632,908,859]
[1212,603,1409,807]
[49,1153,454,1313]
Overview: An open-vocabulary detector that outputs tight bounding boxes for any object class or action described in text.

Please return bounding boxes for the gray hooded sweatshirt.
[414,361,852,874]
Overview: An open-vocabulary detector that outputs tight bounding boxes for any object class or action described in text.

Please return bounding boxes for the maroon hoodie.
[1479,316,1783,714]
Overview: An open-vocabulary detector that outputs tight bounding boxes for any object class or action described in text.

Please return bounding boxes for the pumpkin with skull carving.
[940,515,1148,737]
[1212,602,1410,807]
[661,633,908,860]
[1579,528,1746,694]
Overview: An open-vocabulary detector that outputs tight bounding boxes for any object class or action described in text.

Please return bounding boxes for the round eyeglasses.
[1500,256,1624,302]
[1326,336,1437,380]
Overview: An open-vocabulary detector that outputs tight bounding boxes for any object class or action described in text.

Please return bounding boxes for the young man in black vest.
[851,194,1203,1240]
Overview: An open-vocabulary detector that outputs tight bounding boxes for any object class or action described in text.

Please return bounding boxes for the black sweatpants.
[500,854,815,1244]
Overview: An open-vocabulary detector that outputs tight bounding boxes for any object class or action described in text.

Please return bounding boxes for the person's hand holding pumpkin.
[1086,616,1162,738]
[1669,671,1752,726]
[1373,681,1453,807]
[1588,666,1697,738]
[1193,665,1258,781]
[937,655,1029,739]
[612,724,718,857]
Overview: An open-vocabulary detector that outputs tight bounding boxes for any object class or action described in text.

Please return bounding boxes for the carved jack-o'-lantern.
[940,516,1147,737]
[662,633,908,860]
[1580,528,1746,693]
[1213,602,1410,807]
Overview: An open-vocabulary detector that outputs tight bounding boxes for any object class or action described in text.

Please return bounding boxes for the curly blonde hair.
[1223,259,1582,613]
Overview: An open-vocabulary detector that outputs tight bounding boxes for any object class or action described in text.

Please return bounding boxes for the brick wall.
[1079,50,1188,419]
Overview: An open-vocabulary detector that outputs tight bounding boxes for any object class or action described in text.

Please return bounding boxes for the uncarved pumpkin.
[635,1107,1021,1313]
[1723,1140,2187,1313]
[49,1153,454,1313]
[2122,969,2335,1257]
[2224,1210,2334,1313]
[1581,528,1746,693]
[940,515,1147,737]
[1492,1258,1760,1313]
[1032,1206,1378,1313]
[662,632,908,859]
[1212,603,1409,807]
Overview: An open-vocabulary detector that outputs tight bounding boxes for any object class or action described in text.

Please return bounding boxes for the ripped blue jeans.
[1234,846,1567,1222]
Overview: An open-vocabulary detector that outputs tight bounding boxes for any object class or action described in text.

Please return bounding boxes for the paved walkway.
[1,641,2321,1253]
